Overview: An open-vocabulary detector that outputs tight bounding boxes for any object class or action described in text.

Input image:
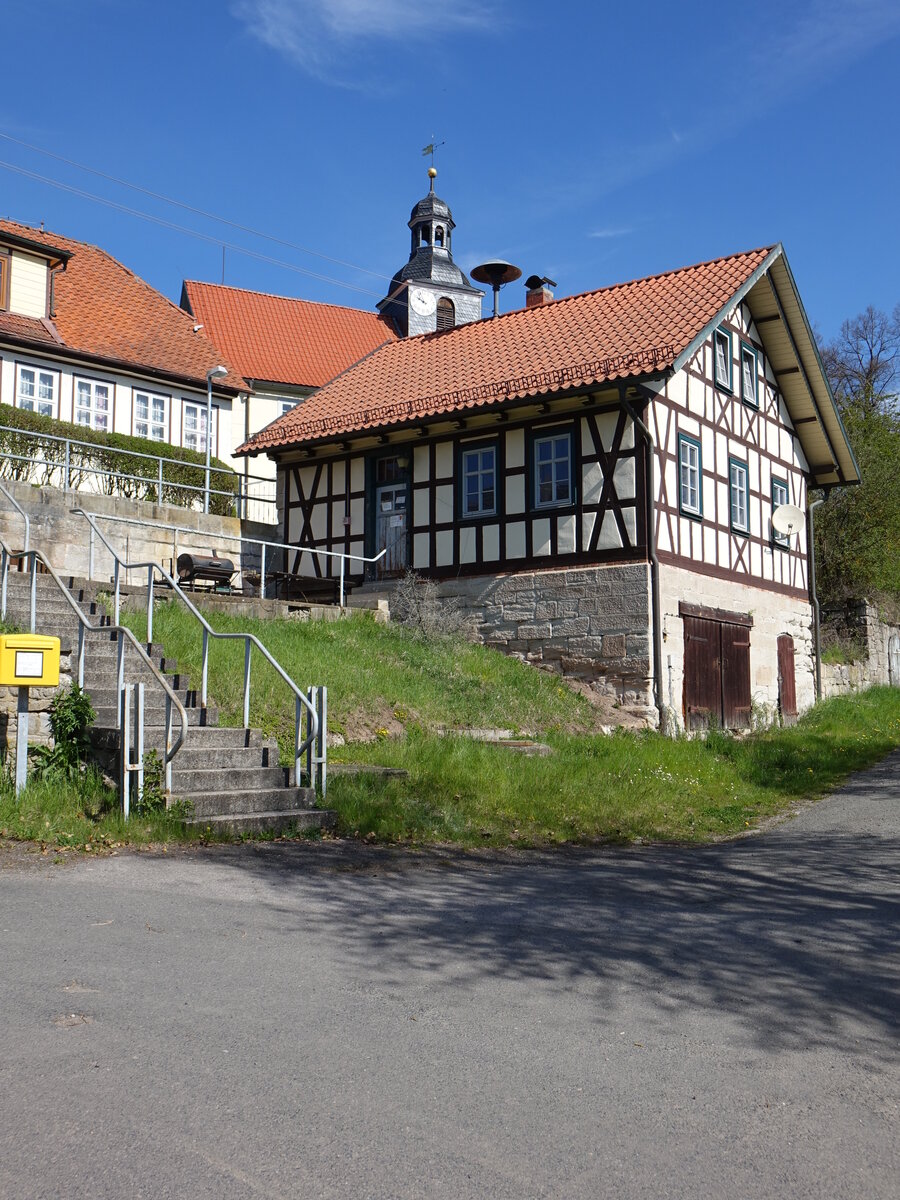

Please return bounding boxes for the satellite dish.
[772,503,805,537]
[471,259,522,317]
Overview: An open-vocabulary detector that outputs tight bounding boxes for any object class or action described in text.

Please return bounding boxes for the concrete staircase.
[3,569,334,836]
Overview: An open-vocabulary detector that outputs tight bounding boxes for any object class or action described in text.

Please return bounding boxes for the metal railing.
[79,509,387,607]
[74,508,325,792]
[0,422,277,517]
[0,482,189,799]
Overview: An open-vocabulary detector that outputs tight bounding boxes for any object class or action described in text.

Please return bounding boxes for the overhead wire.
[0,131,391,284]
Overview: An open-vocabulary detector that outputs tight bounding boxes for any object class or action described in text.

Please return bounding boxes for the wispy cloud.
[588,227,632,240]
[233,0,502,84]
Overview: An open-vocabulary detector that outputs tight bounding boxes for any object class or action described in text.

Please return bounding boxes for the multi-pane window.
[772,477,790,548]
[714,327,732,391]
[183,402,216,455]
[17,366,57,417]
[133,391,168,441]
[741,344,758,407]
[533,431,572,508]
[678,434,702,517]
[461,445,497,517]
[280,401,296,418]
[74,378,111,431]
[730,459,749,533]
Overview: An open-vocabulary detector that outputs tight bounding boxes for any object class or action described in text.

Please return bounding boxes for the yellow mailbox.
[0,634,61,687]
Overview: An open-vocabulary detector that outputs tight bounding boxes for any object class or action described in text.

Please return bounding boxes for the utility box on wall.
[0,634,61,688]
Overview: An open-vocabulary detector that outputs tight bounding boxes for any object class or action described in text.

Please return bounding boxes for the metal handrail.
[73,508,321,788]
[0,422,276,513]
[79,509,387,607]
[0,497,189,798]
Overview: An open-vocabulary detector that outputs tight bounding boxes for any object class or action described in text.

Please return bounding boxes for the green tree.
[816,304,900,609]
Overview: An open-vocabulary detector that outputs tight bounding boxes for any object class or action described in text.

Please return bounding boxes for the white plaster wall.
[659,562,815,729]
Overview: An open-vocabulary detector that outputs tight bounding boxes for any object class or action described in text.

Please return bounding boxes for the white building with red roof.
[238,238,858,730]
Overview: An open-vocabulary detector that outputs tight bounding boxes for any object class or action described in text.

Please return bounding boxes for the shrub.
[0,403,237,515]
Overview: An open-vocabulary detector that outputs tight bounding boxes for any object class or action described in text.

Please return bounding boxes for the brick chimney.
[525,274,556,308]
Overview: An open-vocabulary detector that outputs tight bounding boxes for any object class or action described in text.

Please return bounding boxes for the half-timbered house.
[238,244,858,731]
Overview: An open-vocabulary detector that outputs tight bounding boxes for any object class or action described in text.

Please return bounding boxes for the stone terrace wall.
[822,601,900,696]
[419,562,653,708]
[0,479,250,584]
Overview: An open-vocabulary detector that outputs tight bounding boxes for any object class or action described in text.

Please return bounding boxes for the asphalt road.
[1,754,898,1200]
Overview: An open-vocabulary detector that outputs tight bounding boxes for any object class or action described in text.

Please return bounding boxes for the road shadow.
[178,753,900,1056]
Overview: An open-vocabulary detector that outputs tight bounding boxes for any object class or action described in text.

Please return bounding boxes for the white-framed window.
[133,390,169,442]
[741,343,758,407]
[16,365,57,418]
[461,444,497,517]
[533,429,573,509]
[714,327,732,391]
[280,401,296,418]
[772,477,790,549]
[678,434,702,517]
[730,458,749,533]
[74,378,112,431]
[183,401,217,456]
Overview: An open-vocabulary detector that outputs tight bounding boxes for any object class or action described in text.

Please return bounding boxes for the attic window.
[436,297,455,331]
[714,327,732,391]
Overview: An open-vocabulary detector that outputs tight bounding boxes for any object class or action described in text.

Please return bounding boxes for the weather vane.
[421,139,445,168]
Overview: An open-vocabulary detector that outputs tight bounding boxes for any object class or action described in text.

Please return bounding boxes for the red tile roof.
[239,247,774,454]
[182,281,398,390]
[0,219,246,392]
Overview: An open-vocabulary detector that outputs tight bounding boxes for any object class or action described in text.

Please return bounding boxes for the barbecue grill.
[176,553,235,591]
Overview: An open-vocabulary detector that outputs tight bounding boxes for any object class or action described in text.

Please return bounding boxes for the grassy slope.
[102,600,900,847]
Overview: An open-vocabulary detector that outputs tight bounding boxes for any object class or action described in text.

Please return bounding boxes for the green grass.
[5,600,893,852]
[326,688,900,845]
[0,767,206,851]
[107,599,900,848]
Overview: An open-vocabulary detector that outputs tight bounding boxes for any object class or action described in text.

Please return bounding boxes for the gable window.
[436,297,455,331]
[461,444,497,517]
[730,458,749,533]
[133,390,168,442]
[74,378,111,431]
[741,343,758,407]
[714,327,732,391]
[16,365,57,418]
[677,433,702,518]
[183,401,216,455]
[772,477,790,549]
[533,429,573,509]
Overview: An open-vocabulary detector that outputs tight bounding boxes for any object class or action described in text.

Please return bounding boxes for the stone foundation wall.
[658,563,816,730]
[822,601,900,696]
[393,562,654,708]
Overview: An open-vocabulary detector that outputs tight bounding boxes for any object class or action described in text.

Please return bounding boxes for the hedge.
[0,403,238,516]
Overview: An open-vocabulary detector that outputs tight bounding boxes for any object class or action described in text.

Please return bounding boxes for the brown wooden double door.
[682,606,752,730]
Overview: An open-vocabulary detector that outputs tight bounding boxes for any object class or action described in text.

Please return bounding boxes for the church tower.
[377,167,484,337]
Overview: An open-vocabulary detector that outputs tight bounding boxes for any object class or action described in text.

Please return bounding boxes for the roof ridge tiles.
[183,279,391,319]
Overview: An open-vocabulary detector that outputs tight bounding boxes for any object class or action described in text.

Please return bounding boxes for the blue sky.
[2,0,898,339]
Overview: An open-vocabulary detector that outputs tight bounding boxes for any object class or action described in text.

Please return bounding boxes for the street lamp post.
[204,365,228,514]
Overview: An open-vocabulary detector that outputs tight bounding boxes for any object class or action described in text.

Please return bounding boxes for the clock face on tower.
[409,287,437,317]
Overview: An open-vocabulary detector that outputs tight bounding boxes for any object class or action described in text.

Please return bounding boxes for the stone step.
[184,808,335,836]
[91,704,219,728]
[177,786,317,819]
[90,725,266,753]
[169,740,280,770]
[171,764,292,794]
[85,685,205,711]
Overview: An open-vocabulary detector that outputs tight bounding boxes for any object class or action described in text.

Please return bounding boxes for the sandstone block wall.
[822,601,900,696]
[398,563,654,707]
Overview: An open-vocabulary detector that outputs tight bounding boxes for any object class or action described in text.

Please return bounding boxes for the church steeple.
[377,168,484,337]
